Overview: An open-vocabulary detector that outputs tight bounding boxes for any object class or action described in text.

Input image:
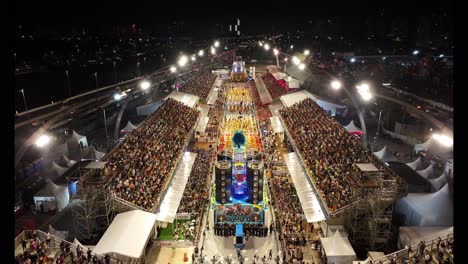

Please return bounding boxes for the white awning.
[155,152,198,223]
[165,91,199,108]
[283,152,326,223]
[195,104,210,133]
[269,116,285,133]
[280,90,317,107]
[84,161,107,169]
[320,230,357,259]
[254,77,273,105]
[355,163,380,172]
[93,210,157,259]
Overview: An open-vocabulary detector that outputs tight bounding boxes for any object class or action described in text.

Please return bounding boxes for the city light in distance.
[304,49,310,56]
[264,44,270,50]
[413,50,419,55]
[214,41,220,47]
[211,47,216,54]
[350,58,356,63]
[198,50,204,56]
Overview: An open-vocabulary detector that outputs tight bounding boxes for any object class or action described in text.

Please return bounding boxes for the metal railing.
[373,232,453,263]
[15,229,119,263]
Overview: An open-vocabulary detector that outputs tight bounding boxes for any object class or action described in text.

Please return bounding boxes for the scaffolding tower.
[67,163,114,244]
[348,163,398,251]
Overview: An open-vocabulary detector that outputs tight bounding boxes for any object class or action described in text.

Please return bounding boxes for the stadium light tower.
[292,56,301,65]
[198,50,204,57]
[304,49,310,56]
[35,134,50,148]
[330,80,342,90]
[298,63,306,70]
[170,66,177,73]
[259,41,263,47]
[413,50,419,55]
[264,43,270,51]
[178,55,188,67]
[140,80,151,90]
[273,48,279,67]
[211,47,216,55]
[191,55,196,61]
[432,133,453,147]
[214,40,220,47]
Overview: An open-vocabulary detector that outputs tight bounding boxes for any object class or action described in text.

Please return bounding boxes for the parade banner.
[215,203,264,224]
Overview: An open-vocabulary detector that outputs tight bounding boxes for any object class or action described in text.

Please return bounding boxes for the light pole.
[137,62,141,76]
[113,61,117,83]
[376,110,383,139]
[65,70,71,97]
[103,108,108,141]
[18,89,28,111]
[273,49,279,67]
[94,72,98,88]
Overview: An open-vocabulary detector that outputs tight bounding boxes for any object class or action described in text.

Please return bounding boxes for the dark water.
[15,56,164,112]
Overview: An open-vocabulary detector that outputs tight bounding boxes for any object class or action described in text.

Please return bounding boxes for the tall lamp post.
[65,70,71,97]
[273,49,279,67]
[137,62,141,77]
[18,89,28,111]
[94,72,98,88]
[113,61,117,83]
[329,80,368,147]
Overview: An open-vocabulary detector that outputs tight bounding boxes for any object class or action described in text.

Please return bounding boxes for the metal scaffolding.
[67,164,114,244]
[347,163,399,251]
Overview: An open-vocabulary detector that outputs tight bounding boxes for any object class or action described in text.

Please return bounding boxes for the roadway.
[15,52,233,168]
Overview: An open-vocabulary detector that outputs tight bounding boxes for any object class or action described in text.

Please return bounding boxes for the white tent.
[80,146,106,161]
[315,99,346,117]
[72,130,88,148]
[320,230,357,264]
[280,90,317,107]
[373,146,397,162]
[428,172,448,191]
[269,116,285,134]
[49,225,69,241]
[155,152,197,223]
[406,157,425,171]
[120,121,137,134]
[93,210,157,260]
[416,164,435,179]
[284,74,302,89]
[344,120,362,133]
[165,91,200,108]
[398,226,453,248]
[395,183,453,226]
[51,161,68,177]
[33,180,70,212]
[61,154,77,168]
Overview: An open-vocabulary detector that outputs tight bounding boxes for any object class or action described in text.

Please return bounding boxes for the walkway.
[254,75,273,105]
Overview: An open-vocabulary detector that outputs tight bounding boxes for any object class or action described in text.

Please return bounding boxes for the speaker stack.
[215,160,232,204]
[246,150,261,162]
[217,149,233,162]
[247,160,264,204]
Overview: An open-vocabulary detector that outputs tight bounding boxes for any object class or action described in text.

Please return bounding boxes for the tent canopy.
[155,152,197,222]
[165,91,199,108]
[428,172,449,191]
[416,164,435,179]
[373,146,397,162]
[121,121,137,133]
[283,153,326,222]
[321,230,357,259]
[280,90,317,107]
[195,105,210,133]
[269,116,285,133]
[84,161,108,169]
[406,157,426,171]
[93,210,157,259]
[344,120,362,133]
[395,183,453,226]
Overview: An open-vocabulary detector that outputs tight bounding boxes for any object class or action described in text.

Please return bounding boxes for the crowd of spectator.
[16,230,111,264]
[180,70,217,100]
[177,148,214,241]
[279,98,381,212]
[104,98,199,210]
[248,80,272,122]
[261,73,288,99]
[270,175,307,247]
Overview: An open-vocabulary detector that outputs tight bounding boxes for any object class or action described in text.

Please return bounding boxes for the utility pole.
[65,70,71,97]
